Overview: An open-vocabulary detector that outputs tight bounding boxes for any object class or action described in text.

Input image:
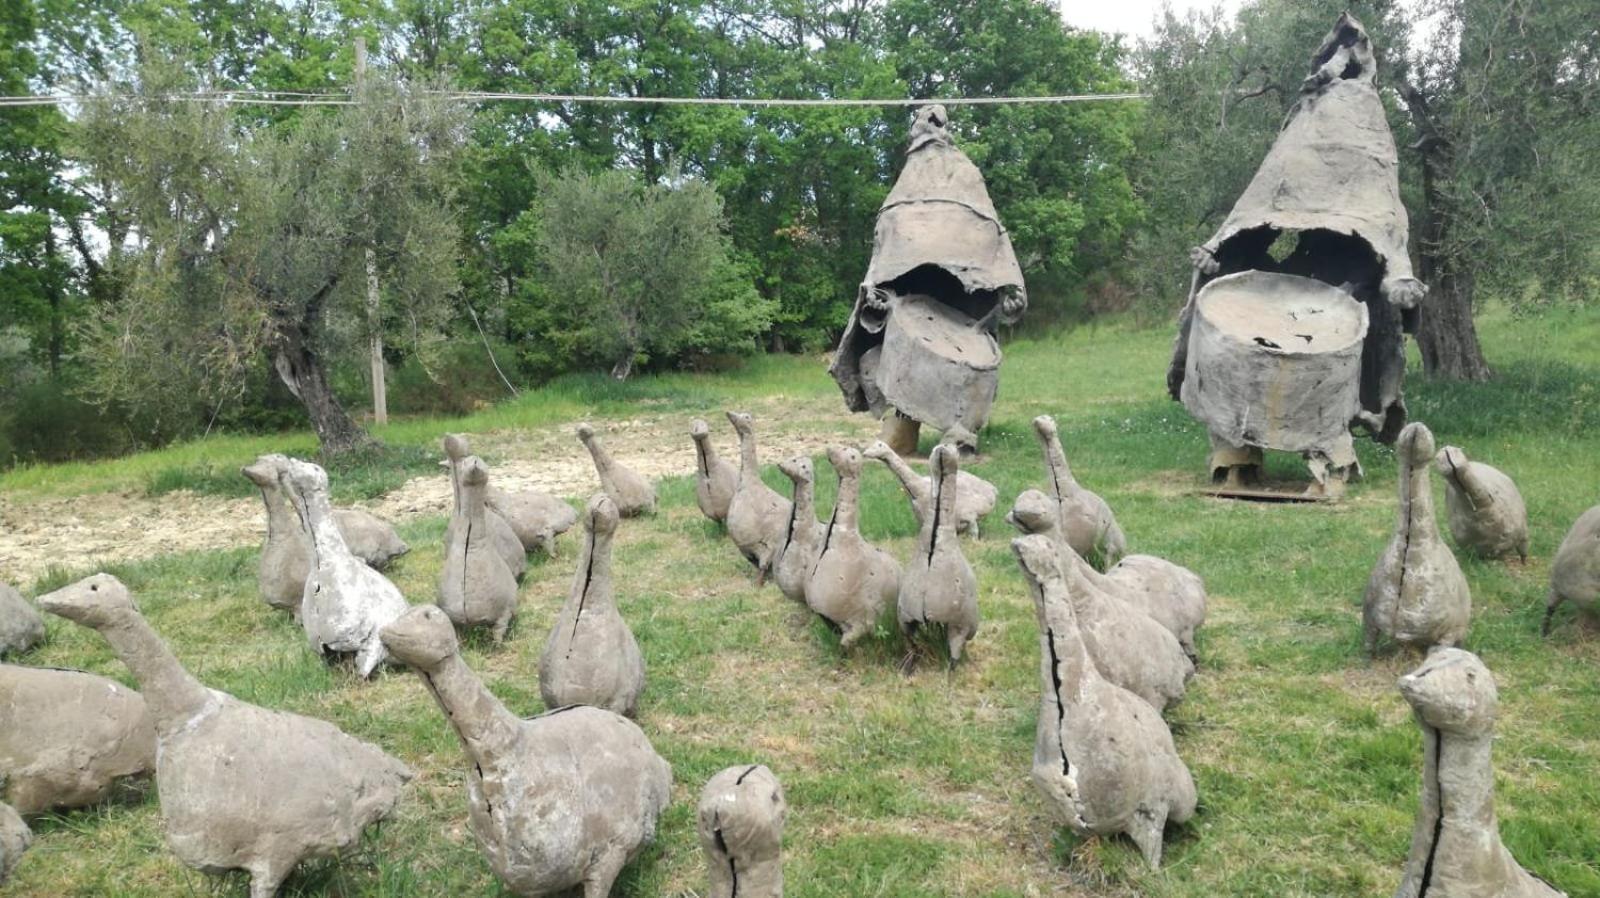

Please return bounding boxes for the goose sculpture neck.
[288,471,352,564]
[83,607,212,735]
[1035,559,1092,705]
[419,651,523,764]
[831,462,861,533]
[1398,434,1440,542]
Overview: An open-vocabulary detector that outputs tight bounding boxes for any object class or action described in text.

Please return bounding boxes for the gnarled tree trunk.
[273,328,376,455]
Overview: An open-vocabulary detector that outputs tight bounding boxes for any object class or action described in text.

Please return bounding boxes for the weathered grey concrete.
[1545,504,1600,635]
[443,436,528,578]
[692,418,739,525]
[0,662,155,814]
[442,434,575,555]
[0,583,44,658]
[1170,14,1426,459]
[539,495,645,718]
[1007,489,1207,662]
[1012,535,1197,870]
[1435,446,1529,561]
[1034,415,1126,569]
[0,801,28,886]
[243,455,409,612]
[725,412,793,583]
[698,765,786,898]
[807,447,901,649]
[439,456,520,643]
[774,455,826,607]
[39,574,411,898]
[1180,271,1369,487]
[282,459,410,677]
[1364,423,1472,655]
[862,440,997,537]
[1393,648,1566,898]
[830,105,1027,448]
[382,605,671,898]
[333,508,409,569]
[897,445,980,662]
[577,424,657,517]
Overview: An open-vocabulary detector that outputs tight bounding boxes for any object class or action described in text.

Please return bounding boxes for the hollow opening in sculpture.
[884,263,998,325]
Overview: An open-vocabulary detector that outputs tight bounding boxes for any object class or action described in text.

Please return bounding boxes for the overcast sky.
[1061,0,1242,42]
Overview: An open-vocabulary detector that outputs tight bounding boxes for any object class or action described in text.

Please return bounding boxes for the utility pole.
[357,36,388,425]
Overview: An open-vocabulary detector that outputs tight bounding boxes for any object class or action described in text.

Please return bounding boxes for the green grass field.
[5,305,1598,897]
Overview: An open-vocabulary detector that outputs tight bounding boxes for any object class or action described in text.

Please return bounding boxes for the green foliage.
[524,167,773,379]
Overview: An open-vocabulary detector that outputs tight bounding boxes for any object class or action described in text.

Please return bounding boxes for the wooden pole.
[357,37,388,425]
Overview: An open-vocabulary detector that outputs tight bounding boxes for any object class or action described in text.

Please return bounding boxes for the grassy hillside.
[6,305,1599,897]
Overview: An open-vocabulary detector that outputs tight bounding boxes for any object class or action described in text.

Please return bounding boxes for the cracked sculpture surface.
[382,605,671,898]
[830,104,1027,456]
[698,765,786,898]
[539,495,646,718]
[281,458,411,677]
[0,583,44,658]
[1033,415,1127,569]
[1364,423,1472,655]
[440,455,520,643]
[445,434,576,556]
[692,418,739,524]
[1012,535,1197,870]
[724,412,793,583]
[862,440,997,537]
[0,801,28,885]
[897,445,980,662]
[0,662,155,814]
[38,574,412,898]
[775,455,827,606]
[1168,14,1427,492]
[807,447,902,649]
[577,424,657,517]
[1007,488,1207,663]
[444,435,528,578]
[243,455,409,612]
[1393,648,1566,898]
[1544,503,1600,635]
[1435,446,1529,562]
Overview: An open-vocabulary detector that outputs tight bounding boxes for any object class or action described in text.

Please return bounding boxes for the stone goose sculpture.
[724,411,793,583]
[281,458,410,678]
[1012,534,1197,870]
[774,455,827,606]
[1545,503,1600,635]
[382,605,672,897]
[539,495,646,717]
[1006,490,1192,710]
[862,440,997,537]
[0,801,28,886]
[1393,647,1566,898]
[442,434,576,555]
[242,456,409,612]
[38,574,412,898]
[807,447,902,649]
[0,583,44,658]
[1007,489,1207,661]
[1364,423,1472,655]
[1033,415,1126,568]
[897,445,980,662]
[698,764,786,898]
[0,662,155,814]
[691,418,739,525]
[444,435,528,578]
[1435,446,1530,562]
[576,423,657,517]
[440,455,520,643]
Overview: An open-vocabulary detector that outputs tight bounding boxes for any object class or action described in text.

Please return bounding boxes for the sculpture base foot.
[880,412,922,457]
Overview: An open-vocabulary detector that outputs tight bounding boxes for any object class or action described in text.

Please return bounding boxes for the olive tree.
[77,61,465,452]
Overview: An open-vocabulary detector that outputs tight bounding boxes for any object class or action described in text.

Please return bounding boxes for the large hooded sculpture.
[1167,14,1427,494]
[830,105,1027,455]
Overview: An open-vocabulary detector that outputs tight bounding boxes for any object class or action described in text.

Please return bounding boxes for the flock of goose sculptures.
[0,414,1595,897]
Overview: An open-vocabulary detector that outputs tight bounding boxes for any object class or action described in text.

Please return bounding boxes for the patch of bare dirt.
[0,395,870,587]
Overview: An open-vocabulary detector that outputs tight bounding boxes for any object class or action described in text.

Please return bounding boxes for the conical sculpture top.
[830,104,1027,454]
[1168,14,1427,491]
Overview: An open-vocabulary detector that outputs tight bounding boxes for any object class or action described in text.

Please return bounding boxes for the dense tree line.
[1,0,1595,459]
